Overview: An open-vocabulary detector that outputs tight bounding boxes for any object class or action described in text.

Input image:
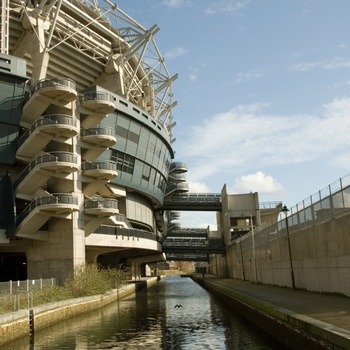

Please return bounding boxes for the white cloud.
[235,70,263,83]
[162,0,190,8]
[164,47,188,59]
[232,171,285,195]
[177,98,350,183]
[289,61,323,72]
[205,0,251,15]
[178,211,217,229]
[290,57,350,72]
[324,57,350,70]
[188,181,211,193]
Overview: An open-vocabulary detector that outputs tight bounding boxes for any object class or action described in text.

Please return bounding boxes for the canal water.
[5,276,286,349]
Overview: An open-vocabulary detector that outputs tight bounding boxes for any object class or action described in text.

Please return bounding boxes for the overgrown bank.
[0,264,129,315]
[0,265,161,347]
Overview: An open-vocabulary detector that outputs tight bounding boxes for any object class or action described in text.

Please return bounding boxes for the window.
[111,150,135,175]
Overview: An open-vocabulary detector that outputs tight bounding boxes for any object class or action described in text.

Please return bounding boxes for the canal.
[5,276,286,349]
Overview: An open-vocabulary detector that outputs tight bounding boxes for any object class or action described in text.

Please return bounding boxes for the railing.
[116,227,160,242]
[235,173,350,258]
[169,161,188,172]
[79,91,114,104]
[164,193,221,204]
[81,126,115,138]
[24,77,76,104]
[82,160,117,172]
[163,237,226,253]
[13,152,78,188]
[17,115,78,148]
[84,198,118,210]
[16,194,79,226]
[0,278,56,294]
[167,227,208,237]
[259,201,283,209]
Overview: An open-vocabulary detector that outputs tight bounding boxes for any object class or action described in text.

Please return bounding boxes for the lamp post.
[282,205,295,290]
[251,215,258,284]
[239,232,246,281]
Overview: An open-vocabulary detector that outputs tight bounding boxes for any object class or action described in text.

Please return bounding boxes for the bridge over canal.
[160,194,225,261]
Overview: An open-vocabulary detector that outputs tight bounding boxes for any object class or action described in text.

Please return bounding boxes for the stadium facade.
[0,0,185,282]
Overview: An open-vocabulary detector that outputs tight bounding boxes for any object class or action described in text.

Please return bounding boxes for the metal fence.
[238,173,350,256]
[0,278,56,294]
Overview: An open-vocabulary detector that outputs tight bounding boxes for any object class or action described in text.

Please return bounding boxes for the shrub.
[0,264,129,315]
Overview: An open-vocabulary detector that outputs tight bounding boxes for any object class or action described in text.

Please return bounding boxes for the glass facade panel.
[105,109,172,203]
[0,73,26,164]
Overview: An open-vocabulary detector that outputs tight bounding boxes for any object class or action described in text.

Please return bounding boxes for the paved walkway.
[194,274,350,349]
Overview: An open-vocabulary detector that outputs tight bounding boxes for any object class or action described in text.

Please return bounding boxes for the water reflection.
[4,276,284,349]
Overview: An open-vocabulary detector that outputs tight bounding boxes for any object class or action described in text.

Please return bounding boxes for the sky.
[114,0,350,229]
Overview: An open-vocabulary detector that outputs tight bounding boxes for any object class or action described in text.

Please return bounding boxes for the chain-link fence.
[0,278,56,295]
[240,173,350,257]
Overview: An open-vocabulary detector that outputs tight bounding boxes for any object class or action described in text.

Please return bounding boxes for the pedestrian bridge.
[162,228,225,262]
[161,193,222,211]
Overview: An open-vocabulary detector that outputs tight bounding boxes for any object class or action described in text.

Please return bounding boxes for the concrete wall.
[212,213,350,296]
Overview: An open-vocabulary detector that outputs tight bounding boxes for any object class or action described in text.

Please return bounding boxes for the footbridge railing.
[161,193,222,211]
[162,237,226,255]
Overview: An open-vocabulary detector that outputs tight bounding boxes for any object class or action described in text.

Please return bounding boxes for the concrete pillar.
[26,217,85,283]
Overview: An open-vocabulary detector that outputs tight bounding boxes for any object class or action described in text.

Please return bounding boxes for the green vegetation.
[0,264,129,315]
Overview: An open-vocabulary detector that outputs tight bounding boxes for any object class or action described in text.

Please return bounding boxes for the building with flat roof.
[0,0,182,282]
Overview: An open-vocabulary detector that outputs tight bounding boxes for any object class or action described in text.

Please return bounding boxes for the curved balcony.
[84,198,119,217]
[82,161,118,181]
[165,182,189,197]
[14,152,79,196]
[15,194,79,239]
[81,127,116,147]
[80,91,115,127]
[168,172,187,182]
[22,78,77,123]
[169,161,188,174]
[81,127,116,162]
[17,115,79,161]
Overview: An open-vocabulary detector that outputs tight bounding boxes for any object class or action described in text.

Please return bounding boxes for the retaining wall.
[0,277,160,347]
[210,213,350,296]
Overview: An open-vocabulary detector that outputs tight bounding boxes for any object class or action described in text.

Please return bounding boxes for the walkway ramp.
[194,274,350,350]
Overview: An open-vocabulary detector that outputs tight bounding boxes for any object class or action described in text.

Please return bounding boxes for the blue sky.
[115,0,350,228]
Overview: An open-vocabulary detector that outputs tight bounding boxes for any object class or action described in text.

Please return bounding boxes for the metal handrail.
[16,194,79,226]
[82,161,117,172]
[79,91,114,103]
[84,198,118,210]
[17,115,78,148]
[13,152,78,188]
[24,77,76,103]
[81,127,115,137]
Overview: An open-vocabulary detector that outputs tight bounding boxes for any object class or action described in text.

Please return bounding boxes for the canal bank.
[192,274,350,350]
[0,276,161,347]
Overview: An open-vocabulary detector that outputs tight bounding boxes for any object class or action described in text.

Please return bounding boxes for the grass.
[0,264,129,315]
